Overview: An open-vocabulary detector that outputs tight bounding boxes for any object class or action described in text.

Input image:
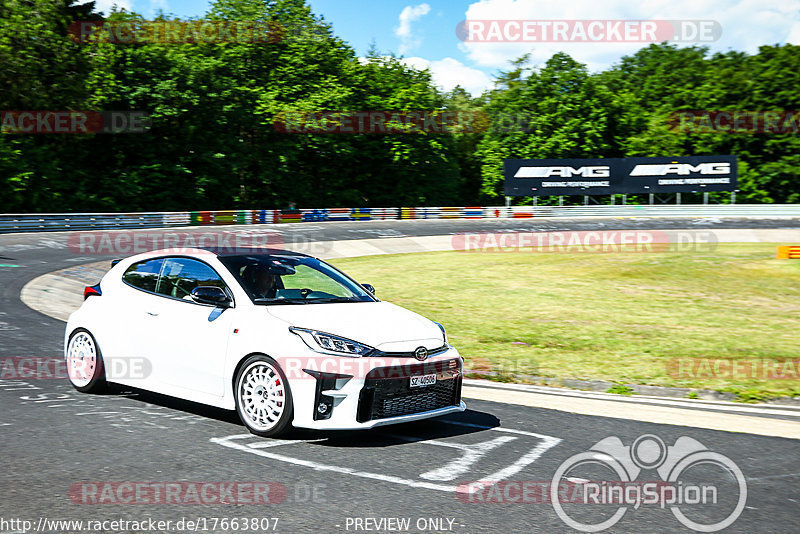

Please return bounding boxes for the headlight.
[433,321,447,344]
[289,327,373,357]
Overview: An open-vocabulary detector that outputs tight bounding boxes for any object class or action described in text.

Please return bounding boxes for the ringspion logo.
[551,434,746,531]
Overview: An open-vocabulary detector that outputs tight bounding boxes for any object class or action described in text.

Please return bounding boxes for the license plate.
[410,373,437,388]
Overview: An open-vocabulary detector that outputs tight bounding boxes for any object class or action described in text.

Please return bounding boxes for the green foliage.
[477,53,620,201]
[606,384,635,396]
[479,43,800,204]
[734,390,771,404]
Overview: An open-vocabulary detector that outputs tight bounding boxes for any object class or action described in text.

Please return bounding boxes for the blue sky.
[96,0,800,95]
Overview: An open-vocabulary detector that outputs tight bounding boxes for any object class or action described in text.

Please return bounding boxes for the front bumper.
[360,401,466,429]
[286,346,465,430]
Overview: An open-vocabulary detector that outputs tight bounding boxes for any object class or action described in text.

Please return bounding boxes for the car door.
[146,257,235,399]
[117,257,166,389]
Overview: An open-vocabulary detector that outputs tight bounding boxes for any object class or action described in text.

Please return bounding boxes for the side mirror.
[191,286,232,307]
[361,283,376,295]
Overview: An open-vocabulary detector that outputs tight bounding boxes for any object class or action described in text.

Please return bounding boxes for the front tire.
[66,328,107,393]
[235,355,293,437]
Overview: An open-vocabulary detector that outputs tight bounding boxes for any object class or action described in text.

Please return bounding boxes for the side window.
[155,258,229,300]
[122,258,164,292]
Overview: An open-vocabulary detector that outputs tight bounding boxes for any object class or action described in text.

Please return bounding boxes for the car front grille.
[357,359,462,422]
[366,345,450,358]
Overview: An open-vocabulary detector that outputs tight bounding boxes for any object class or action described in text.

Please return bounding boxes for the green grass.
[331,244,800,401]
[606,384,635,396]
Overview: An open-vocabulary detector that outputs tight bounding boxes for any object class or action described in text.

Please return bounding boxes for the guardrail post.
[649,193,654,205]
[731,191,736,204]
[677,193,682,205]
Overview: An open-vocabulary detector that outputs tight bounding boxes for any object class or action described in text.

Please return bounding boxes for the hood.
[265,301,445,351]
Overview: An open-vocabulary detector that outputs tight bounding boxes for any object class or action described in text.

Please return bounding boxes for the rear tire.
[66,328,107,393]
[235,355,293,437]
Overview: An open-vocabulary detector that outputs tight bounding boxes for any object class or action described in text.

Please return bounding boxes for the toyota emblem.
[414,347,428,361]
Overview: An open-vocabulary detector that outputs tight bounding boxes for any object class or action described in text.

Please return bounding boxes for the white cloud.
[460,0,800,71]
[94,0,134,13]
[395,3,431,54]
[788,21,800,43]
[402,56,493,95]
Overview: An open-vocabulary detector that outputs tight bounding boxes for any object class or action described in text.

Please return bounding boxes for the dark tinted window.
[155,257,228,300]
[122,258,164,292]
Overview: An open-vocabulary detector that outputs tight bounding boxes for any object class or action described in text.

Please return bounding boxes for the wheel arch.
[231,351,280,396]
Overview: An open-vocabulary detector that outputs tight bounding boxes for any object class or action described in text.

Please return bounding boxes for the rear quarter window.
[122,258,164,292]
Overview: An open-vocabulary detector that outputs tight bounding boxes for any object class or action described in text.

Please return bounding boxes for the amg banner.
[504,155,737,196]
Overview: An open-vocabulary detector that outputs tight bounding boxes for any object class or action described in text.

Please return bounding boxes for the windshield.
[218,254,376,305]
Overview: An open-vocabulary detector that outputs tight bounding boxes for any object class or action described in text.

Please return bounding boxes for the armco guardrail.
[1,205,799,234]
[0,212,192,233]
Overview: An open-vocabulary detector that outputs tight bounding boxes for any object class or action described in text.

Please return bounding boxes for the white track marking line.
[211,434,459,492]
[478,435,562,486]
[211,422,562,493]
[248,439,325,449]
[419,436,517,481]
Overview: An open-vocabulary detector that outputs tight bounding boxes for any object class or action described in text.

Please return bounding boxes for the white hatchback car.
[65,248,465,436]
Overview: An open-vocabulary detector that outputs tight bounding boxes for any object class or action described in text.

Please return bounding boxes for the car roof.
[202,246,310,258]
[119,248,315,268]
[143,247,312,258]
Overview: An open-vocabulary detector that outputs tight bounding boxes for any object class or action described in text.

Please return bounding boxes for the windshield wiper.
[253,298,309,305]
[254,296,363,305]
[305,297,361,304]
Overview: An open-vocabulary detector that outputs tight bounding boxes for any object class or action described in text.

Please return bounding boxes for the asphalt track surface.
[1,217,799,534]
